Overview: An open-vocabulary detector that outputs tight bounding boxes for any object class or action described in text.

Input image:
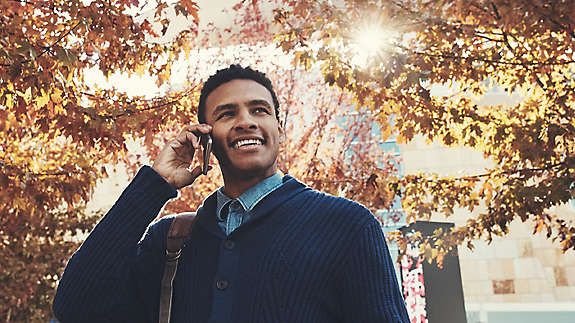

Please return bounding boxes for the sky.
[83,0,283,98]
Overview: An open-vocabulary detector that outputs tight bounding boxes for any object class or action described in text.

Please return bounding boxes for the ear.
[278,123,286,144]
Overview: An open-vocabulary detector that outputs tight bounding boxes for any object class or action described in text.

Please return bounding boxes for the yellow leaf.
[36,92,51,108]
[135,63,147,77]
[23,87,32,104]
[51,88,64,104]
[5,93,13,109]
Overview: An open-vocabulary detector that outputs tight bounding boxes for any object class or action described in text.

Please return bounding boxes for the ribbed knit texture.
[53,166,409,323]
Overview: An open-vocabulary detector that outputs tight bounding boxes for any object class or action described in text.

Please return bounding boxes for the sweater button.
[223,240,235,250]
[216,280,229,290]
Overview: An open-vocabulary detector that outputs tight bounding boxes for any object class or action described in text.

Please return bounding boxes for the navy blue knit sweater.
[53,166,409,323]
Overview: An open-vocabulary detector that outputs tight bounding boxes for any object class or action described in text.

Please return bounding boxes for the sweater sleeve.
[53,166,178,323]
[340,216,410,323]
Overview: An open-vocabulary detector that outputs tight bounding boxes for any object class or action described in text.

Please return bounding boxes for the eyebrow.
[212,103,237,118]
[212,100,272,117]
[246,99,272,109]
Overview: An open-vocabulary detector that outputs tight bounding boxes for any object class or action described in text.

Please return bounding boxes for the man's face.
[204,79,283,179]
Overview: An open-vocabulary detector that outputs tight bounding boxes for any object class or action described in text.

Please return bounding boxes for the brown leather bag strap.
[159,212,197,323]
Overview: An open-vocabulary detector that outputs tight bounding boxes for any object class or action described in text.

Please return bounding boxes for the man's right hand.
[152,123,212,189]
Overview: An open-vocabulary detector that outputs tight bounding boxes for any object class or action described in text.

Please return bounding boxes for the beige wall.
[399,135,575,305]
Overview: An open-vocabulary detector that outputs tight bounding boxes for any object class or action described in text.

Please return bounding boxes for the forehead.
[205,79,274,111]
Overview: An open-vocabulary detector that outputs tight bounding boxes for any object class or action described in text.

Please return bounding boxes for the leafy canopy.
[1,0,199,321]
[273,0,575,260]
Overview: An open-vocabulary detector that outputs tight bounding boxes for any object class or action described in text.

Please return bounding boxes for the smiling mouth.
[233,138,264,149]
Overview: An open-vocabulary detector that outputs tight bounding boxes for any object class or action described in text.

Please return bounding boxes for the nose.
[233,109,257,131]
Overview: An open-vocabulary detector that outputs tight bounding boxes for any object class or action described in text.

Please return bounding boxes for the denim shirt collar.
[216,173,283,220]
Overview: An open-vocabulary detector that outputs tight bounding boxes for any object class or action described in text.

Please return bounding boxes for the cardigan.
[53,166,409,323]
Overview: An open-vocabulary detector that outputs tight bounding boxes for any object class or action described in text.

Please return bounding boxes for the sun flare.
[349,21,398,67]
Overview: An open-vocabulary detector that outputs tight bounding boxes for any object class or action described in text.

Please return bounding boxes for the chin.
[233,162,272,174]
[224,159,277,177]
[215,147,279,178]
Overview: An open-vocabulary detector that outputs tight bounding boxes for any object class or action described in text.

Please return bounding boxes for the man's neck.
[221,170,278,199]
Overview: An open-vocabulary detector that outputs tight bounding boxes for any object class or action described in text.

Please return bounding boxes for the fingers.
[176,124,212,149]
[188,165,204,181]
[191,123,212,134]
[170,124,211,158]
[151,123,213,189]
[184,123,212,137]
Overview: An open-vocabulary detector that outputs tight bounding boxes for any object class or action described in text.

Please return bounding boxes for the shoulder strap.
[159,212,197,323]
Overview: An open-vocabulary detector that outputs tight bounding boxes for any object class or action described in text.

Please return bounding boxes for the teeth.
[234,139,262,148]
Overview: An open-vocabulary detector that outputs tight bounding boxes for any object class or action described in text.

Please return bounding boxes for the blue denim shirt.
[216,173,283,235]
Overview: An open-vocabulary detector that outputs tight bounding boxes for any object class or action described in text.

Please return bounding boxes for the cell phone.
[201,134,212,175]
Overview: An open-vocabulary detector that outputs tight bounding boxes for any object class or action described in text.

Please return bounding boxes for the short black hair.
[197,64,280,124]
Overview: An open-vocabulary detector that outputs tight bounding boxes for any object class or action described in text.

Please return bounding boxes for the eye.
[216,110,234,120]
[254,107,270,114]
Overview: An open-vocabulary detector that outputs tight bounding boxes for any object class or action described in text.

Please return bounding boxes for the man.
[53,65,409,323]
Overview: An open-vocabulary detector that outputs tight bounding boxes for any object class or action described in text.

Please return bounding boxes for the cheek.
[209,130,227,156]
[212,137,226,156]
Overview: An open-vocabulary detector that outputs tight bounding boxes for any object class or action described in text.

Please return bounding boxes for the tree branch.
[408,161,567,184]
[8,0,37,5]
[528,2,575,40]
[407,48,575,67]
[1,162,84,178]
[31,20,82,62]
[489,1,501,20]
[488,1,549,91]
[29,170,84,177]
[82,100,176,119]
[474,33,504,43]
[78,87,195,120]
